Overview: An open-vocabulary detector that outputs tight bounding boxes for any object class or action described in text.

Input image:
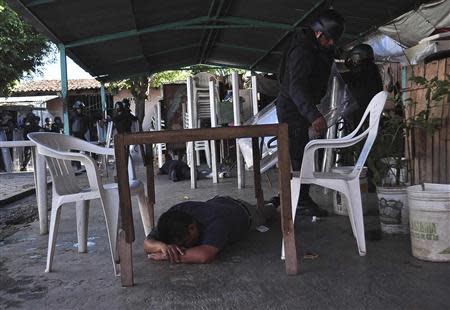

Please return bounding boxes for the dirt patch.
[0,200,39,241]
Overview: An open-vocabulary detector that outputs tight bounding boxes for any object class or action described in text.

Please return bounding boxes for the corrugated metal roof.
[13,79,101,93]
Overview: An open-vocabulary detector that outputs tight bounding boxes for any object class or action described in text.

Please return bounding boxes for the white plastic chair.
[290,91,388,256]
[106,119,153,236]
[182,111,211,168]
[28,132,153,275]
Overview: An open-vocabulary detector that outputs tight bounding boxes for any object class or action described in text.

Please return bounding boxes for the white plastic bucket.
[332,166,368,216]
[377,187,408,234]
[407,183,450,262]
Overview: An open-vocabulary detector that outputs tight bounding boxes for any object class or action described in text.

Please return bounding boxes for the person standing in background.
[21,113,42,171]
[70,101,89,140]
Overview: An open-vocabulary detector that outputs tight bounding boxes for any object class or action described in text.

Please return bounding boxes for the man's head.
[73,101,85,113]
[54,116,62,124]
[157,210,200,247]
[346,44,375,70]
[123,98,131,110]
[311,9,345,49]
[26,112,35,120]
[115,101,124,114]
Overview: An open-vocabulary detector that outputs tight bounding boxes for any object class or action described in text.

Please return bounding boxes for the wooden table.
[114,124,298,287]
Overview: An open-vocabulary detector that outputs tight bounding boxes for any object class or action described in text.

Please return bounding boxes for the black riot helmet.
[122,98,131,110]
[73,100,85,109]
[347,44,375,67]
[115,101,124,110]
[311,9,345,43]
[345,44,375,71]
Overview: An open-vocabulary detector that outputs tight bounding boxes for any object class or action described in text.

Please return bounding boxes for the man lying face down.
[144,196,277,263]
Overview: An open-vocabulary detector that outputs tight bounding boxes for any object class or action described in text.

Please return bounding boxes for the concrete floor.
[1,168,449,309]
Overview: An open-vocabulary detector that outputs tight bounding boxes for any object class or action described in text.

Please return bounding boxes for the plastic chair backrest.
[28,132,102,196]
[96,120,105,143]
[105,121,114,148]
[193,72,216,88]
[348,91,388,177]
[183,112,190,129]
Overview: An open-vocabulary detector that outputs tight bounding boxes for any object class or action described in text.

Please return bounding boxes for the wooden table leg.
[277,124,298,275]
[114,136,135,286]
[251,138,264,209]
[144,144,155,229]
[118,229,133,287]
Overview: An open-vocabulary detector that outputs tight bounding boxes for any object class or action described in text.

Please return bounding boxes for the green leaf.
[409,76,427,85]
[0,0,50,95]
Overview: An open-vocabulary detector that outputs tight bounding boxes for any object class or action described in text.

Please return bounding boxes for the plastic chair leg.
[76,200,90,253]
[282,177,302,260]
[136,191,154,236]
[100,191,120,269]
[205,141,211,168]
[290,177,301,222]
[195,148,201,166]
[186,143,193,167]
[343,190,358,239]
[347,180,366,256]
[46,205,63,273]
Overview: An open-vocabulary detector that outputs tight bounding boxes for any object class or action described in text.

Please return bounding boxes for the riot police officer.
[70,100,89,140]
[343,43,383,129]
[277,9,345,216]
[21,112,42,171]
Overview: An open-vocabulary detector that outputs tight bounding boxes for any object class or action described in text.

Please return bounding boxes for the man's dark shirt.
[159,160,190,181]
[148,197,249,250]
[50,123,63,133]
[277,27,333,125]
[343,62,383,127]
[23,123,41,140]
[112,111,133,134]
[70,112,88,137]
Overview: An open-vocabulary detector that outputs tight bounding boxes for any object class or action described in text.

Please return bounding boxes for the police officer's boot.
[297,185,328,217]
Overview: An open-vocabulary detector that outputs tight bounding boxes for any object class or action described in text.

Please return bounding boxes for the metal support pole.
[186,76,197,189]
[156,100,164,168]
[100,82,107,119]
[251,75,258,115]
[59,44,69,135]
[209,80,218,183]
[232,71,244,188]
[321,76,338,173]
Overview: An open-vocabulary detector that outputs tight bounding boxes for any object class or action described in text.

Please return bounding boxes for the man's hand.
[311,116,327,136]
[147,252,168,261]
[161,244,185,263]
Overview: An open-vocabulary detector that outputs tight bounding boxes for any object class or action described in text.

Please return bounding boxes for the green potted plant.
[404,75,449,183]
[367,92,409,234]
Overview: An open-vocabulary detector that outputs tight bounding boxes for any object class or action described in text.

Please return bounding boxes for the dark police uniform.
[277,28,333,171]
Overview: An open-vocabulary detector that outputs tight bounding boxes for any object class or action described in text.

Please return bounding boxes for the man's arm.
[179,245,219,264]
[143,238,166,254]
[144,239,219,264]
[288,47,323,124]
[144,239,184,263]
